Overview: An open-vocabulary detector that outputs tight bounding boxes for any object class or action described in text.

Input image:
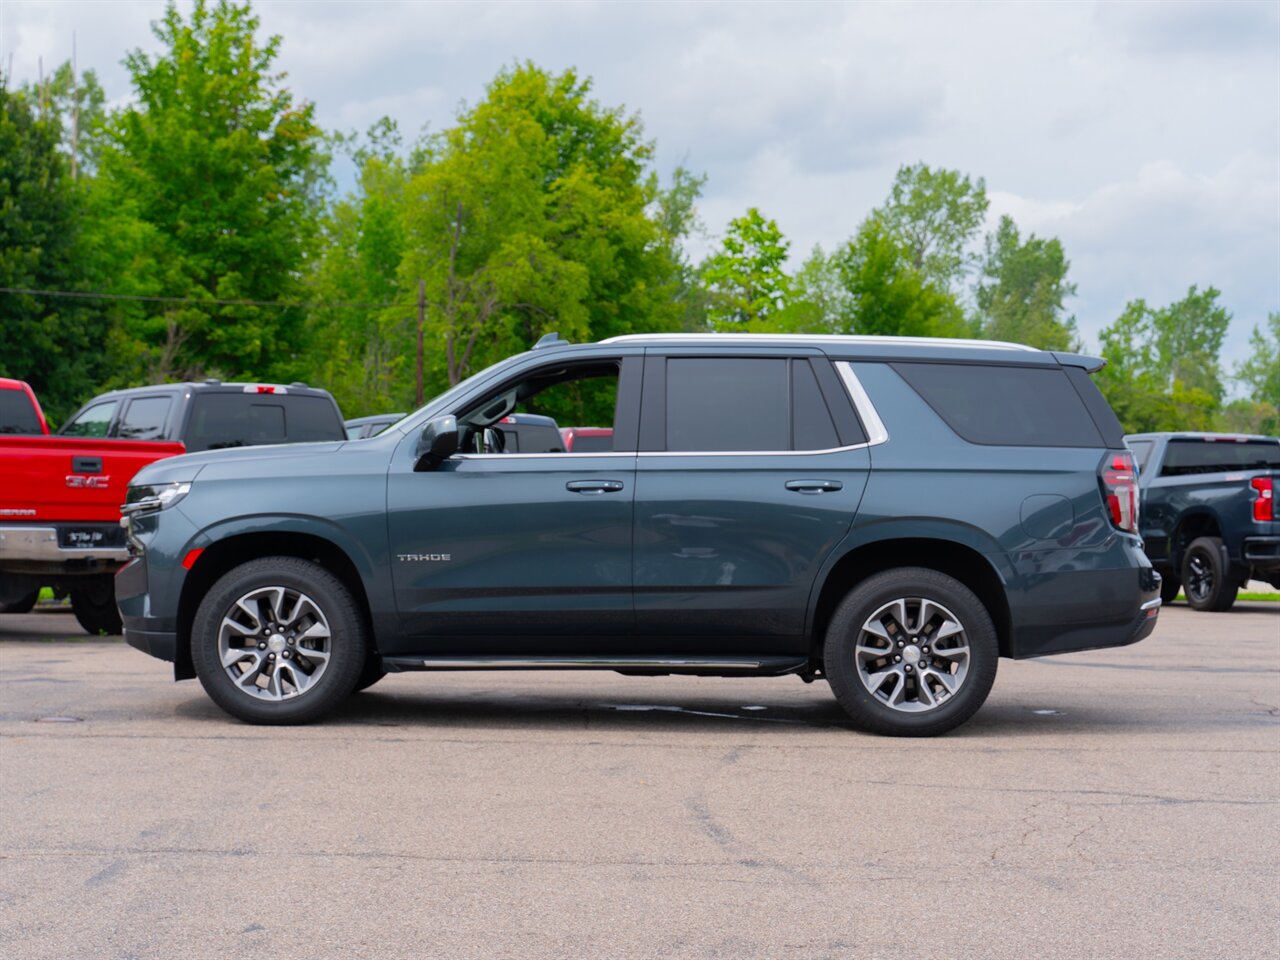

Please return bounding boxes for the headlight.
[121,482,192,516]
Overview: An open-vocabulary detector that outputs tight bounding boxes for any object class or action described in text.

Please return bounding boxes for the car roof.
[84,381,336,400]
[0,377,29,391]
[599,333,1039,352]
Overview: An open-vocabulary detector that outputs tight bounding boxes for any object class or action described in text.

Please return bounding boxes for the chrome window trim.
[446,360,890,460]
[833,361,889,447]
[600,332,1038,352]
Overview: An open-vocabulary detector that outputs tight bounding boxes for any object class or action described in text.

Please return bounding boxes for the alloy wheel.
[217,586,332,701]
[854,597,970,713]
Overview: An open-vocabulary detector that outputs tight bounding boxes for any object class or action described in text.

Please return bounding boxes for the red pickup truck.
[1,379,347,632]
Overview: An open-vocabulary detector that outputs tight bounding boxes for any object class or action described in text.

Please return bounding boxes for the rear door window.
[1159,439,1280,476]
[60,400,118,438]
[117,396,172,440]
[1126,439,1155,474]
[665,358,789,452]
[892,362,1104,448]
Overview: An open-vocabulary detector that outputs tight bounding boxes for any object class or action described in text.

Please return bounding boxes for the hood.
[130,441,349,486]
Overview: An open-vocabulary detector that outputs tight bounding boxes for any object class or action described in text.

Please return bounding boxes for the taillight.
[1252,477,1274,522]
[1100,451,1139,533]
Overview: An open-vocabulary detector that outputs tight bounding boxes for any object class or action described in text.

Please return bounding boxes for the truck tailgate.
[0,437,186,523]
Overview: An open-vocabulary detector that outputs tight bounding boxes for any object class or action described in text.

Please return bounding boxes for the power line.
[0,286,400,310]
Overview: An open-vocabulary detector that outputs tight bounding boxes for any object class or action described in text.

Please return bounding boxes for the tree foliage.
[93,0,327,382]
[977,215,1078,351]
[876,163,988,291]
[0,86,108,422]
[700,207,792,329]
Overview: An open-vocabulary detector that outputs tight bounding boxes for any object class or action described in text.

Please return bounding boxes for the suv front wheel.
[824,568,999,737]
[191,557,368,724]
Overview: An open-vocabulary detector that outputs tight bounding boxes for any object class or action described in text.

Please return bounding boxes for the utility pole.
[70,33,78,180]
[415,279,426,407]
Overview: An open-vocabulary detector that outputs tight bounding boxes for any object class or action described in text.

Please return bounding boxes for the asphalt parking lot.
[1,603,1277,960]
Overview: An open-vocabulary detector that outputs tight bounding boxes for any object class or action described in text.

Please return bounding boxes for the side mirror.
[415,415,458,471]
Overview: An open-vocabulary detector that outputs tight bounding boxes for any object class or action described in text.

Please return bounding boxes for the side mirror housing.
[415,415,458,471]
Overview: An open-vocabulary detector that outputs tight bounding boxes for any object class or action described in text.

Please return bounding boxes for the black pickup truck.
[1126,432,1280,610]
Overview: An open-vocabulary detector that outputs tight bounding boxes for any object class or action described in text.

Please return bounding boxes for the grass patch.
[1238,592,1280,602]
[38,587,55,600]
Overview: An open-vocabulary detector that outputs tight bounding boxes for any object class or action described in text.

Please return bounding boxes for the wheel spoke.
[856,595,970,714]
[218,585,333,703]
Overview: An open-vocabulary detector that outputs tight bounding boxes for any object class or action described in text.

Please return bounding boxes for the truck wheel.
[1181,537,1239,612]
[1159,574,1181,605]
[0,590,39,614]
[70,578,123,635]
[824,568,999,737]
[191,557,367,724]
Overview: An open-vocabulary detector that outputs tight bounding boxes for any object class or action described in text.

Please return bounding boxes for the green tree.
[301,120,413,417]
[24,61,108,178]
[976,215,1079,350]
[0,86,108,423]
[399,62,696,408]
[876,163,988,291]
[830,218,969,338]
[1224,312,1280,434]
[94,0,327,382]
[784,245,848,333]
[700,207,791,328]
[1094,289,1231,433]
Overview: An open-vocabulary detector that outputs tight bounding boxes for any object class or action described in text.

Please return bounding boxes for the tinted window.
[281,395,345,443]
[1160,439,1280,476]
[187,396,290,451]
[666,358,789,452]
[1127,439,1155,474]
[117,396,172,440]
[893,363,1104,447]
[61,401,118,438]
[571,433,614,453]
[0,390,42,434]
[792,360,840,450]
[345,425,364,440]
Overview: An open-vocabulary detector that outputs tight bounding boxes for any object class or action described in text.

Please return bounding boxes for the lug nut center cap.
[903,644,922,665]
[268,635,286,653]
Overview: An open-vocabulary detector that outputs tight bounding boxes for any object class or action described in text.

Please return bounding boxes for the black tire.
[70,577,123,635]
[191,557,368,724]
[0,590,39,614]
[824,568,999,737]
[354,656,387,693]
[1159,574,1181,605]
[1180,537,1239,612]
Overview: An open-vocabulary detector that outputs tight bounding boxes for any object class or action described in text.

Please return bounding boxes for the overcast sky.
[4,0,1278,373]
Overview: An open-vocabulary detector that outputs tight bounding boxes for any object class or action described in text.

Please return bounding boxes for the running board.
[382,655,808,677]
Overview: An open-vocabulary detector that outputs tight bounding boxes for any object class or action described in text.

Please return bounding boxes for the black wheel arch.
[175,532,376,681]
[807,537,1012,661]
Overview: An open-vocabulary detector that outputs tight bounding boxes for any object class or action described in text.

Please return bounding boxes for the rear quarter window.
[892,362,1104,448]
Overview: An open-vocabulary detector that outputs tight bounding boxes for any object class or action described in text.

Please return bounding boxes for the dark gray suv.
[117,334,1160,735]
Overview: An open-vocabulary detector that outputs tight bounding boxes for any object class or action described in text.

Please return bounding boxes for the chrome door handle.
[785,479,843,494]
[566,479,625,495]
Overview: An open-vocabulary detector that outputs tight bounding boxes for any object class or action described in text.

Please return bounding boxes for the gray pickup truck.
[1126,432,1279,610]
[117,333,1160,735]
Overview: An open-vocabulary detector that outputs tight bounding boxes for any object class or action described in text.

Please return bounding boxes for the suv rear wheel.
[191,557,367,724]
[824,568,998,737]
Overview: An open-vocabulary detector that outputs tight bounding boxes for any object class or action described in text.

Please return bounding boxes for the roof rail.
[597,333,1038,352]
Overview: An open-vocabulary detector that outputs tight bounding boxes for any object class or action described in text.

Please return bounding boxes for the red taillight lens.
[1101,451,1140,533]
[1252,477,1274,522]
